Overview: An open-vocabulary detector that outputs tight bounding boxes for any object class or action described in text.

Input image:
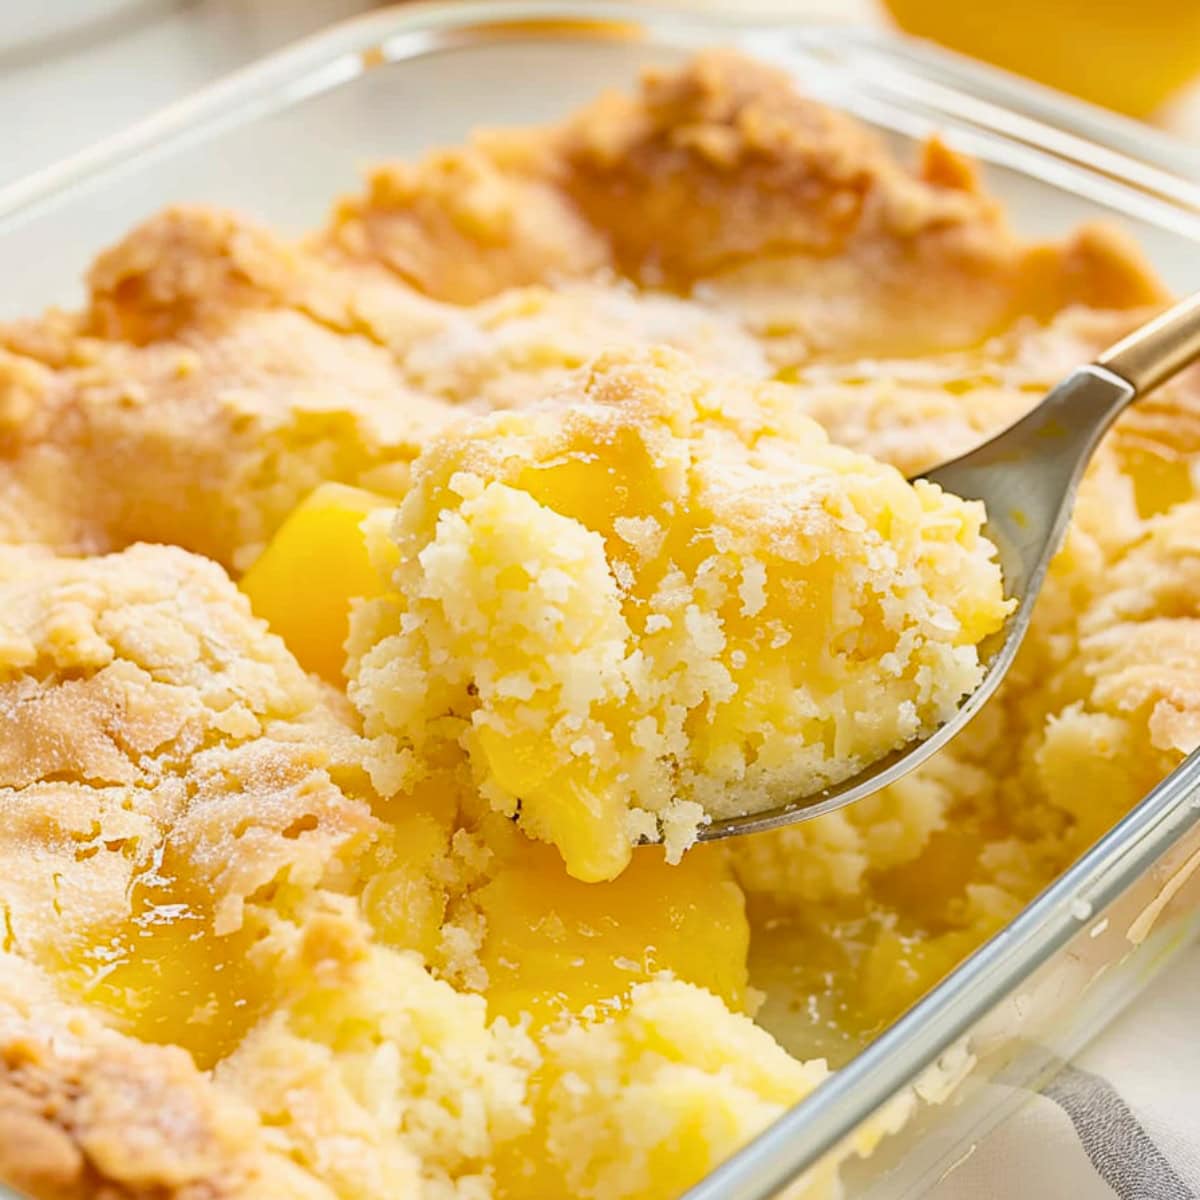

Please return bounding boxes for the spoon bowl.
[699,291,1200,842]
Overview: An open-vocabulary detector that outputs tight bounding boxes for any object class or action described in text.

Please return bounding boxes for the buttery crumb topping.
[348,348,1009,880]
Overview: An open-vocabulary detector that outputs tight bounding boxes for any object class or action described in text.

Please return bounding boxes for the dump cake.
[347,349,1008,879]
[1,51,1197,1200]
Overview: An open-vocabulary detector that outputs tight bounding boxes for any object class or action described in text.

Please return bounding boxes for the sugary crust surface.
[2,55,1161,571]
[0,543,377,953]
[0,218,451,570]
[326,53,1161,353]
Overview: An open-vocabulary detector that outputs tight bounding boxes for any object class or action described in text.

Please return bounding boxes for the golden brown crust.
[323,143,610,305]
[325,52,1164,357]
[0,206,763,567]
[0,215,454,567]
[552,56,1162,344]
[86,206,316,344]
[553,56,991,281]
[0,957,331,1200]
[326,52,1004,300]
[0,54,1168,570]
[0,544,376,962]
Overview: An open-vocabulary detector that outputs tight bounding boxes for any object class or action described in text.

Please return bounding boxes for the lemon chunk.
[349,349,1010,880]
[241,482,394,683]
[476,828,750,1024]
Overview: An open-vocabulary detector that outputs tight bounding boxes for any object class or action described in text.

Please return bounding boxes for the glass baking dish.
[3,4,1200,1198]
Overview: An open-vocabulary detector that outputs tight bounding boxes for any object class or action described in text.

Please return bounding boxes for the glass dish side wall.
[699,753,1200,1200]
[3,6,1200,1199]
[856,828,1200,1199]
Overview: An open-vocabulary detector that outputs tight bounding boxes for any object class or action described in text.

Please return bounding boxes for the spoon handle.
[1097,290,1200,394]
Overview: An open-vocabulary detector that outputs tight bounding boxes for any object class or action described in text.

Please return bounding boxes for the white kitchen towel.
[929,945,1200,1199]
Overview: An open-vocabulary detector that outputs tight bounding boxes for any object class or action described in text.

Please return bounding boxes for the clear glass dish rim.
[2,5,1200,1199]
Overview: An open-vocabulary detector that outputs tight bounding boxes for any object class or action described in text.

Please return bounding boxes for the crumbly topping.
[328,52,1162,356]
[531,981,828,1199]
[1,56,1163,571]
[348,347,1008,880]
[0,544,376,959]
[0,284,450,570]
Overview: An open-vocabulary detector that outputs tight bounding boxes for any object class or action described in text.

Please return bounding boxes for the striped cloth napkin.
[928,946,1200,1199]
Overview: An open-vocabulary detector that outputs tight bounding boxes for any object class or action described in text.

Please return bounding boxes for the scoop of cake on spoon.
[701,289,1200,842]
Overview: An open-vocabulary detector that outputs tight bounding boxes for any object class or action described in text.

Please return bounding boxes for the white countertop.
[0,0,380,187]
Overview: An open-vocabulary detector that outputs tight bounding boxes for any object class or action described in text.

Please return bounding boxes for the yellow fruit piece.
[882,0,1200,117]
[1123,447,1195,520]
[241,482,394,683]
[476,832,750,1025]
[475,725,635,883]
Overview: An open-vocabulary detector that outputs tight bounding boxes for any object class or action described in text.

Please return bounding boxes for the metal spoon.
[699,290,1200,842]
